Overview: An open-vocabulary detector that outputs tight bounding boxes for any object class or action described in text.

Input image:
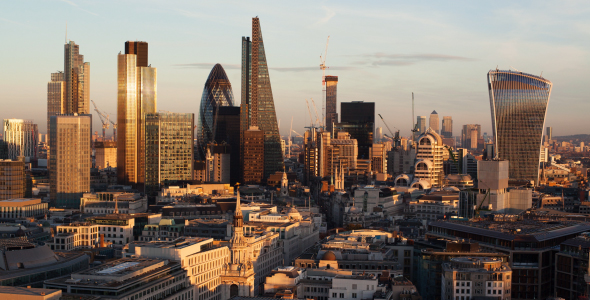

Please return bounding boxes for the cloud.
[0,17,22,25]
[173,63,240,69]
[353,53,475,66]
[61,0,99,16]
[314,6,336,26]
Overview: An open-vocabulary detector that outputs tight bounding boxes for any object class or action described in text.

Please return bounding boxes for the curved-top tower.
[198,64,235,159]
[488,69,552,184]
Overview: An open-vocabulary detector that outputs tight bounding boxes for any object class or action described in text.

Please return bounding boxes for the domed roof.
[349,205,361,214]
[323,251,337,261]
[418,128,443,146]
[288,207,299,214]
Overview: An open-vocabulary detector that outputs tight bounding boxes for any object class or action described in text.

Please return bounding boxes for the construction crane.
[288,117,293,158]
[108,117,117,141]
[320,36,330,127]
[378,114,400,144]
[91,100,109,140]
[291,130,304,138]
[305,99,314,128]
[310,97,322,129]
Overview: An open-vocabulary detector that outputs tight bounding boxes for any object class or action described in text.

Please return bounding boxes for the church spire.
[234,189,243,228]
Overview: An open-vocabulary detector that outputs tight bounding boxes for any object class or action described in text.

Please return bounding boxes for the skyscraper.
[49,114,91,208]
[325,76,339,134]
[0,159,25,200]
[64,41,90,115]
[441,116,453,138]
[215,106,241,185]
[3,119,38,160]
[417,116,426,134]
[488,70,552,184]
[429,110,439,134]
[47,72,65,135]
[240,17,283,182]
[117,41,157,186]
[546,127,552,140]
[145,113,194,201]
[197,64,235,159]
[339,101,375,159]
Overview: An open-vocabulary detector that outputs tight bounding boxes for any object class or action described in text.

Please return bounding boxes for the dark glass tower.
[215,106,241,185]
[340,101,375,159]
[325,76,338,134]
[197,64,235,159]
[488,70,552,184]
[240,17,283,182]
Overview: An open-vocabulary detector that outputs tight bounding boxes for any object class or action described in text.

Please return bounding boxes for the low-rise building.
[0,286,61,300]
[441,257,512,300]
[406,190,459,220]
[80,192,147,214]
[48,222,99,251]
[0,198,48,220]
[139,219,185,242]
[44,257,191,300]
[328,274,381,300]
[264,266,306,294]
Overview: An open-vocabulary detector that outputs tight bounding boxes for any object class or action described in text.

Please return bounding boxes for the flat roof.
[132,237,211,249]
[0,198,42,207]
[0,286,61,296]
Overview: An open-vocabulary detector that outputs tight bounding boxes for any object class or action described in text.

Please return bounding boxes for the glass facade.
[488,70,552,184]
[117,43,157,186]
[49,114,91,208]
[340,101,374,159]
[325,76,338,133]
[441,116,452,138]
[47,72,65,136]
[145,113,194,201]
[197,64,235,159]
[241,17,283,182]
[2,119,38,160]
[64,41,89,115]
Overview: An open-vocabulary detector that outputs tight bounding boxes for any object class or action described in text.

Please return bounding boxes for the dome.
[394,174,412,187]
[349,205,361,214]
[322,251,337,261]
[417,128,443,146]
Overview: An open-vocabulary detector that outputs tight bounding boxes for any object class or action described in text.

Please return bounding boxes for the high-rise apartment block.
[240,18,283,182]
[3,119,38,160]
[117,41,157,187]
[441,116,452,138]
[339,101,374,159]
[417,116,426,135]
[488,70,552,184]
[0,159,25,200]
[325,75,339,133]
[49,114,91,208]
[64,41,90,115]
[198,64,235,159]
[429,110,439,134]
[145,113,194,200]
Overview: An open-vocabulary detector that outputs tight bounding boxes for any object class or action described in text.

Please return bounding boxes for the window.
[352,293,357,298]
[352,284,357,289]
[332,293,337,298]
[340,293,344,298]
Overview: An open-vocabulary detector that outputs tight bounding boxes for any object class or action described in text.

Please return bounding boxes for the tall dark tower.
[240,17,283,183]
[125,41,148,67]
[325,76,338,134]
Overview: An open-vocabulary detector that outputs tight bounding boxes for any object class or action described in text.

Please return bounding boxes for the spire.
[233,189,243,228]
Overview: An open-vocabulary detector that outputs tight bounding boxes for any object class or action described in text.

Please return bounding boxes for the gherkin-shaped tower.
[198,64,235,159]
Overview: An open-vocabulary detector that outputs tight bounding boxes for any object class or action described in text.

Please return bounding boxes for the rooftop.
[0,286,61,296]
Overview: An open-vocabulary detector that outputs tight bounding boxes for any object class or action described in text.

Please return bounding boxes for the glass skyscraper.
[488,70,552,184]
[240,17,283,181]
[198,64,235,159]
[117,41,157,186]
[339,101,374,159]
[325,76,339,134]
[441,116,453,138]
[64,41,90,115]
[429,110,439,134]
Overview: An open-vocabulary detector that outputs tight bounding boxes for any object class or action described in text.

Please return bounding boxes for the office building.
[429,110,439,134]
[64,41,90,115]
[414,129,444,187]
[117,41,157,187]
[212,106,240,185]
[417,116,426,135]
[145,112,194,201]
[0,159,24,200]
[554,233,590,299]
[3,119,38,160]
[240,17,283,182]
[47,72,65,136]
[461,124,481,149]
[49,114,91,208]
[546,126,552,140]
[371,143,387,174]
[325,75,339,133]
[80,192,147,214]
[44,258,191,300]
[441,257,512,300]
[0,286,61,300]
[243,128,264,184]
[441,116,452,138]
[488,70,552,184]
[94,141,116,170]
[206,143,231,183]
[197,64,235,159]
[339,101,375,159]
[0,198,48,219]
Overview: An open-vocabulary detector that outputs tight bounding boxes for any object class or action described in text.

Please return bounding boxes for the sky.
[1,0,589,138]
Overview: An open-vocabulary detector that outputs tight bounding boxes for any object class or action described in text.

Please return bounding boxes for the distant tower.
[325,76,339,134]
[280,171,288,197]
[417,116,426,135]
[3,119,38,160]
[441,116,453,138]
[240,17,283,183]
[64,41,90,115]
[429,110,439,134]
[47,72,65,137]
[546,127,552,140]
[488,69,552,184]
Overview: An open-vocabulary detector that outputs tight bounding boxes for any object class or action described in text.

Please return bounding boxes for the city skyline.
[2,1,590,139]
